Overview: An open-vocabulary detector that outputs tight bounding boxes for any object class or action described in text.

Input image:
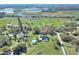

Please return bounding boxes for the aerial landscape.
[0,4,79,55]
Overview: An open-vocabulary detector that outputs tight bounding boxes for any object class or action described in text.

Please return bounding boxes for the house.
[16,32,25,39]
[7,24,21,34]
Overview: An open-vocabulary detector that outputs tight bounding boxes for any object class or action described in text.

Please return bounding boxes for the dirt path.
[56,32,69,55]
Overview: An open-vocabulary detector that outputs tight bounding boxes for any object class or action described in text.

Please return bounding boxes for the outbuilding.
[32,39,37,45]
[42,35,49,42]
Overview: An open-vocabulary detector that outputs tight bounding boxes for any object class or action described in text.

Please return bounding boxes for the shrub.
[2,47,11,55]
[53,41,60,50]
[56,40,61,46]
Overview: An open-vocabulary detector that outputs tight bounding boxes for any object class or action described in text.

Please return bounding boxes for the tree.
[75,18,79,21]
[0,35,12,48]
[0,12,5,18]
[42,25,56,35]
[1,47,11,55]
[33,27,41,34]
[13,42,27,55]
[71,39,79,49]
[60,33,74,42]
[27,26,32,31]
[47,26,56,35]
[72,30,79,37]
[56,27,64,33]
[64,21,77,33]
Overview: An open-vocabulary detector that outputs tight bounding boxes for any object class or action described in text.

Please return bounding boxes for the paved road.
[56,32,69,55]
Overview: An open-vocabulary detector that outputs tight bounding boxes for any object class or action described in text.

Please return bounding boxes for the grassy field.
[0,17,69,27]
[62,11,79,16]
[0,17,71,55]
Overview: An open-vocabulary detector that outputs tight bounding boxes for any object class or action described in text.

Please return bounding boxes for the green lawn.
[26,35,63,55]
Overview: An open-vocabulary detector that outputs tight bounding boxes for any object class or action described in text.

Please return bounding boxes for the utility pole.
[16,14,24,33]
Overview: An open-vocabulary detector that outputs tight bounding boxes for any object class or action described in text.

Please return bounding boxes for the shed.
[37,35,42,42]
[42,36,49,41]
[32,40,37,45]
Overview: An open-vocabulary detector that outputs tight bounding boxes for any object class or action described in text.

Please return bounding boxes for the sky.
[0,0,79,4]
